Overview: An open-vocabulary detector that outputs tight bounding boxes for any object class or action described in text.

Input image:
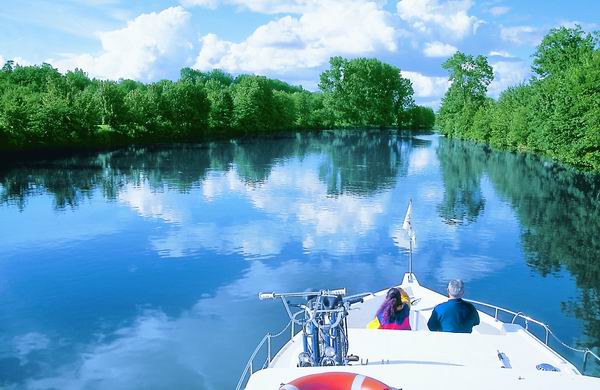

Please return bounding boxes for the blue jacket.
[427,298,480,333]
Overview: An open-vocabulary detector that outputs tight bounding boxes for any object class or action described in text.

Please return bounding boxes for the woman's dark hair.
[377,287,403,324]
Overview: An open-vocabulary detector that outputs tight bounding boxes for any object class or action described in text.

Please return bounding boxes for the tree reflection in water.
[436,138,487,225]
[0,130,420,209]
[437,138,600,367]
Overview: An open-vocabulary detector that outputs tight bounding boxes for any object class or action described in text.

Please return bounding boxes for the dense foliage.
[0,57,433,151]
[436,26,600,171]
[319,57,415,128]
[406,105,436,130]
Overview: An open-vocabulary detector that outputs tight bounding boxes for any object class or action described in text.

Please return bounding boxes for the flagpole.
[402,199,414,282]
[409,237,413,275]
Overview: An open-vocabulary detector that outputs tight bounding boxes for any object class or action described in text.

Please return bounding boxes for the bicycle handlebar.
[259,288,368,331]
[258,288,347,300]
[258,292,276,300]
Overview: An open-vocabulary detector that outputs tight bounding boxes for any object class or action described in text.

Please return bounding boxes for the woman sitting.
[367,287,411,330]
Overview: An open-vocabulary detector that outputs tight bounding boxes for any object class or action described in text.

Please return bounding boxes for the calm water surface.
[1,130,599,389]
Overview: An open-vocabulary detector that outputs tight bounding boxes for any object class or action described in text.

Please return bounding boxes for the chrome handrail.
[465,299,600,371]
[236,312,304,390]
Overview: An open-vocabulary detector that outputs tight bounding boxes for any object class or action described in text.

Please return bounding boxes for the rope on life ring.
[279,372,398,390]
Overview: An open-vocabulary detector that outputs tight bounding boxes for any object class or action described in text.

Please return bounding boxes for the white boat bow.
[240,273,600,390]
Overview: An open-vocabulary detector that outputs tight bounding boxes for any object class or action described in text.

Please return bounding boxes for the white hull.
[244,273,600,389]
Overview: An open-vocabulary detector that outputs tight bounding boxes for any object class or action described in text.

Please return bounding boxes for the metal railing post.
[267,335,272,365]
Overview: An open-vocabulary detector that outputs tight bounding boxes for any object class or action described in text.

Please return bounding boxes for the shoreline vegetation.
[437,25,600,171]
[0,56,434,158]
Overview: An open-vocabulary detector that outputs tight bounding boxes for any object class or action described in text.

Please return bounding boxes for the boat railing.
[235,312,302,390]
[466,299,600,371]
[237,295,600,389]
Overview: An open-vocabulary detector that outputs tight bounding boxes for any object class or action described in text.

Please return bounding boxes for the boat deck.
[244,274,599,389]
[246,363,600,390]
[269,326,578,375]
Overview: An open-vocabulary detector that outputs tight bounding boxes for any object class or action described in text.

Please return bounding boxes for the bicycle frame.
[258,288,363,367]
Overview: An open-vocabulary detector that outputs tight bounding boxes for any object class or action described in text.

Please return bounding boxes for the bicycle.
[259,288,367,367]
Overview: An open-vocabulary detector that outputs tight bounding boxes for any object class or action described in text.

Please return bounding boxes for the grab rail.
[465,299,600,372]
[236,311,304,390]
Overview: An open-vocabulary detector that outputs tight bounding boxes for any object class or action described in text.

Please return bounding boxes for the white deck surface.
[244,273,600,389]
[246,364,600,389]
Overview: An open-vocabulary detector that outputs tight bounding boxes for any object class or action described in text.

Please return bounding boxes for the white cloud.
[194,0,397,73]
[500,25,543,46]
[488,50,514,58]
[401,70,450,98]
[489,6,510,16]
[118,183,185,224]
[423,41,457,57]
[180,0,220,9]
[397,0,482,40]
[51,6,193,81]
[408,148,436,175]
[0,55,32,67]
[14,332,51,361]
[181,0,312,14]
[487,60,530,97]
[559,20,599,31]
[152,221,288,259]
[75,0,122,5]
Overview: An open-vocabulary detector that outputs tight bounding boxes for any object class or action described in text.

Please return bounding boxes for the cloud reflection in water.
[120,157,393,260]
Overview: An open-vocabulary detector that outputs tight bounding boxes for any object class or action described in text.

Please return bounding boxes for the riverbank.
[436,26,599,172]
[0,58,434,156]
[0,127,434,167]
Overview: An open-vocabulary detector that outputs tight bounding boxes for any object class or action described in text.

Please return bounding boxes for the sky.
[1,0,598,107]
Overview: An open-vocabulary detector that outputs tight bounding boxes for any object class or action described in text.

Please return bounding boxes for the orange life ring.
[279,372,395,390]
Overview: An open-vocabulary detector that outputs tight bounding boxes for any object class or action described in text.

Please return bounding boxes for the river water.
[1,130,599,389]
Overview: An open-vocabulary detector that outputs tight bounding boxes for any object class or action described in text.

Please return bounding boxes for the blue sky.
[1,0,598,107]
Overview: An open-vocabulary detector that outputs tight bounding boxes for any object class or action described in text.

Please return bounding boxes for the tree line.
[0,56,434,151]
[437,25,600,171]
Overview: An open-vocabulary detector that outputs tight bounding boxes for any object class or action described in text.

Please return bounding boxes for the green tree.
[488,85,532,149]
[64,69,92,96]
[231,75,275,132]
[205,79,234,131]
[291,91,326,129]
[406,106,436,129]
[96,81,127,128]
[272,90,297,130]
[163,81,210,136]
[124,83,169,136]
[319,57,414,128]
[437,52,493,138]
[435,26,600,171]
[532,25,598,78]
[8,63,62,93]
[0,86,37,146]
[180,67,234,86]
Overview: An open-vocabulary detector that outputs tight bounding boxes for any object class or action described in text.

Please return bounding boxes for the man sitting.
[427,279,480,333]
